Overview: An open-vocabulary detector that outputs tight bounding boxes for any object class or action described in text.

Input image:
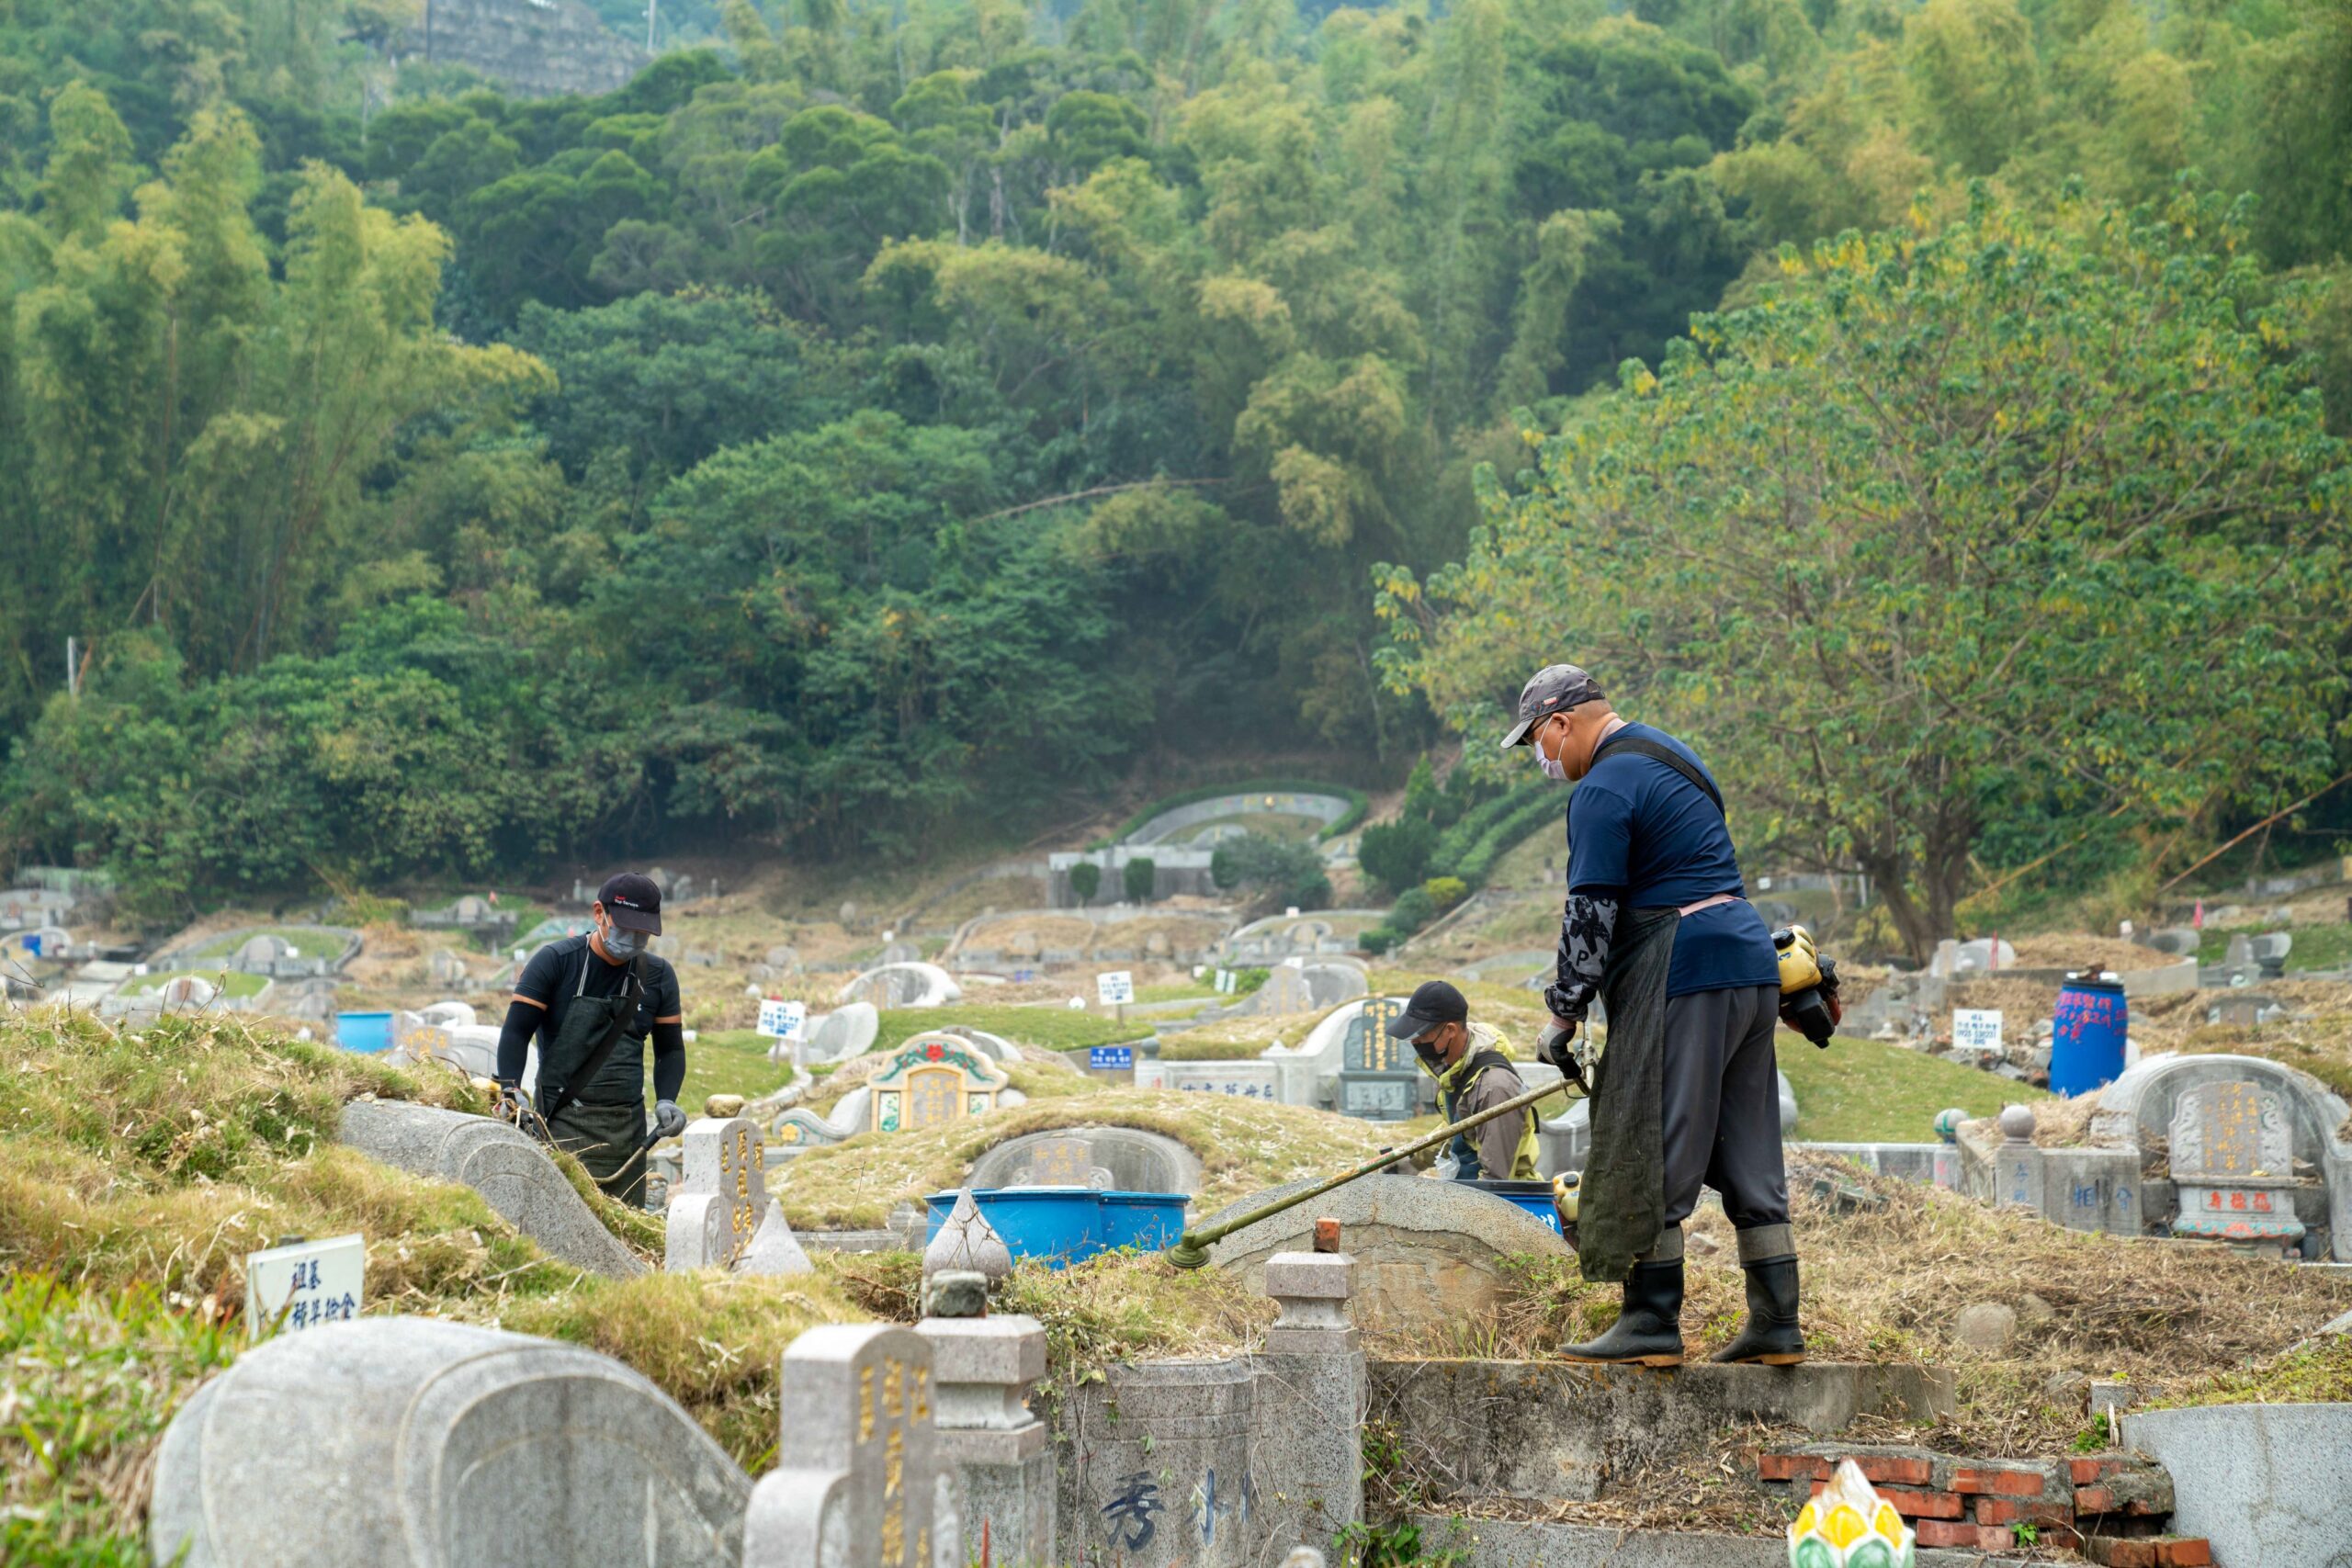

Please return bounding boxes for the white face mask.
[1535,720,1571,783]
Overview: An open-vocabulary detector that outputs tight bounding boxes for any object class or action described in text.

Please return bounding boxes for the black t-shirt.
[514,936,683,1104]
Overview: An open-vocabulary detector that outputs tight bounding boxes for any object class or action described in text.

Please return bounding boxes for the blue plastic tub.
[2050,976,2128,1098]
[1471,1179,1565,1235]
[335,1011,394,1055]
[1095,1191,1189,1252]
[923,1189,1192,1268]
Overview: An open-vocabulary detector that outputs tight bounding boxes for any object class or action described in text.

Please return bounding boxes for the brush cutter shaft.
[1163,1070,1577,1261]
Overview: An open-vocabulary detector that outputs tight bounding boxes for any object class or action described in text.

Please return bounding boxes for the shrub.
[1422,875,1468,910]
[1123,856,1157,903]
[1211,833,1329,910]
[1358,816,1436,896]
[1069,862,1102,903]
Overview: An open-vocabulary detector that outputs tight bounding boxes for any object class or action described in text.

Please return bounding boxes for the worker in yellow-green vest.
[1387,979,1541,1180]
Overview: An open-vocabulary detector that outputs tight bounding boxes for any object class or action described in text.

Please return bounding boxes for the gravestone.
[2166,1080,2305,1247]
[425,947,469,986]
[1334,997,1419,1121]
[1133,1058,1281,1100]
[842,962,962,1010]
[665,1116,811,1275]
[1300,963,1368,1010]
[161,975,216,1008]
[741,1325,961,1568]
[1250,964,1315,1017]
[915,1297,1055,1568]
[802,1001,880,1065]
[765,944,802,972]
[967,1126,1203,1195]
[870,1035,1012,1134]
[151,1318,751,1567]
[1201,1177,1568,1337]
[2249,931,2291,978]
[339,1099,646,1277]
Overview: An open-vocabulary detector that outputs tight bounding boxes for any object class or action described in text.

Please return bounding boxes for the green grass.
[117,969,271,998]
[181,925,347,961]
[673,1029,794,1111]
[867,1005,1147,1055]
[1136,980,1220,1003]
[1781,1032,2052,1143]
[2197,921,2352,971]
[2,1274,240,1566]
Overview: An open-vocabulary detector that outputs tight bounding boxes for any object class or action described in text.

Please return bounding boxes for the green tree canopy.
[1382,187,2352,958]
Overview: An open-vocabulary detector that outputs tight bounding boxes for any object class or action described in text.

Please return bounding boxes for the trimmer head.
[1162,1233,1212,1270]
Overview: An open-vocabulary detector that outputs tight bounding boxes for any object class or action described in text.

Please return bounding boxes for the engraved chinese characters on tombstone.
[666,1116,769,1270]
[2166,1080,2304,1247]
[1342,998,1403,1073]
[1022,1135,1093,1186]
[870,1035,1011,1134]
[741,1325,961,1568]
[1335,997,1420,1122]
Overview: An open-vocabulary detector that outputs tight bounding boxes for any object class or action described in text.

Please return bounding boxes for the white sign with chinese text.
[756,997,806,1040]
[1952,1008,2004,1054]
[244,1233,364,1335]
[1095,971,1135,1007]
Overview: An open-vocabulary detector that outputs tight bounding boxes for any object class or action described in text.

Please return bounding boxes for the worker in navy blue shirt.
[1504,662,1803,1367]
[493,872,688,1206]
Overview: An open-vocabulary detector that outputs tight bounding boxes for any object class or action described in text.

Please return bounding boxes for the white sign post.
[756,998,806,1040]
[1951,1008,2005,1055]
[244,1233,364,1335]
[1095,971,1134,1007]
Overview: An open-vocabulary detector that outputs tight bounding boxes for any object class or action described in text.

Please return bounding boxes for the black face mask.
[1414,1037,1447,1071]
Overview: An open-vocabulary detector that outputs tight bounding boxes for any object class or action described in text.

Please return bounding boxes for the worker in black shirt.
[494,872,688,1205]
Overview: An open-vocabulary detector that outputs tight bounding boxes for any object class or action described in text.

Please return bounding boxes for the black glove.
[651,1100,688,1141]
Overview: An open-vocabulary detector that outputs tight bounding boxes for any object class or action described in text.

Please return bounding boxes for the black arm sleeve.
[1544,886,1623,1022]
[651,1020,685,1101]
[495,1000,539,1084]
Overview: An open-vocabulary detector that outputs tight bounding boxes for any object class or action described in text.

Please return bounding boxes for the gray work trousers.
[1659,983,1788,1232]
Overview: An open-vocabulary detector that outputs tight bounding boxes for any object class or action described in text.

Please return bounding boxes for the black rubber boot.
[1710,1257,1805,1365]
[1561,1259,1684,1367]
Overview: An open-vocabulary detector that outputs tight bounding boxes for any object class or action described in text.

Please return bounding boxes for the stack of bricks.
[1755,1443,2212,1563]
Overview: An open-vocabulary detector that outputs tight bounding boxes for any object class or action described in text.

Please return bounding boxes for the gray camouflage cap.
[1498,663,1604,748]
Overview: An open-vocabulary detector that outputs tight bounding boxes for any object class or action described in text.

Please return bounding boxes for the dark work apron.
[536,950,648,1203]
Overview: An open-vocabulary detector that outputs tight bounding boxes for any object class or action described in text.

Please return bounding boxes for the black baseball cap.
[1386,979,1469,1040]
[1498,663,1604,749]
[596,872,663,934]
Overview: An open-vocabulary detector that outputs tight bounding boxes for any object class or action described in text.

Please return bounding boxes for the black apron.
[534,946,645,1126]
[1576,905,1678,1281]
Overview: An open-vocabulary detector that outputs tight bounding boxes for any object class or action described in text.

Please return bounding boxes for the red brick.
[1971,1525,2021,1551]
[2073,1456,2129,1485]
[2155,1540,2212,1567]
[2086,1540,2159,1568]
[1974,1495,2075,1527]
[1760,1453,1829,1483]
[1808,1480,1962,1519]
[1914,1518,1983,1548]
[1849,1454,1934,1487]
[2077,1485,2119,1514]
[1951,1463,2050,1496]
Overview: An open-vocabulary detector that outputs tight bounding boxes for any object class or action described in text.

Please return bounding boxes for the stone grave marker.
[152,1317,752,1567]
[339,1100,646,1277]
[802,1000,881,1065]
[742,1324,960,1568]
[666,1115,810,1275]
[968,1126,1203,1194]
[2167,1080,2305,1247]
[1335,997,1419,1121]
[871,1035,1011,1134]
[1252,963,1315,1017]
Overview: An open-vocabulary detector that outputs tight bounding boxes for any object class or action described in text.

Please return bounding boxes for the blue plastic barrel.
[335,1010,394,1054]
[1094,1191,1189,1252]
[924,1189,1193,1267]
[925,1189,1102,1266]
[2049,976,2127,1098]
[1470,1179,1565,1234]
